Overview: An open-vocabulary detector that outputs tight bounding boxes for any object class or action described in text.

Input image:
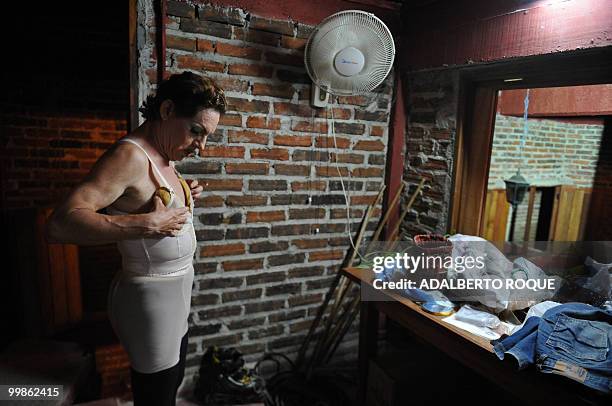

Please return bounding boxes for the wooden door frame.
[449,46,612,236]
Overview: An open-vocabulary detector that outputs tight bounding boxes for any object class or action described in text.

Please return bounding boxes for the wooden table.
[342,266,608,406]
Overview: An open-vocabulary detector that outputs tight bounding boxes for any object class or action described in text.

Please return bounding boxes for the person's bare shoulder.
[58,139,150,213]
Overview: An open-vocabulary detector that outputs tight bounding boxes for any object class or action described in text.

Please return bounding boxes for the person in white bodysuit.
[46,72,226,406]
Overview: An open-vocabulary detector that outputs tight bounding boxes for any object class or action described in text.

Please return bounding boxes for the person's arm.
[45,143,189,245]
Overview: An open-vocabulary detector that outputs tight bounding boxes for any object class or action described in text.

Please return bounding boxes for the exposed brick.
[265,51,303,67]
[328,236,351,246]
[250,148,289,161]
[292,267,327,281]
[268,309,306,323]
[246,271,287,285]
[201,146,245,158]
[195,229,225,241]
[196,38,215,53]
[180,19,232,38]
[194,262,218,275]
[308,249,345,262]
[290,319,315,333]
[330,108,352,120]
[175,55,225,72]
[248,179,287,191]
[355,110,389,122]
[201,178,243,191]
[222,288,263,302]
[248,325,284,339]
[216,42,262,60]
[336,95,369,106]
[225,227,269,240]
[175,161,221,174]
[200,195,224,207]
[350,195,377,205]
[246,211,286,223]
[291,181,326,192]
[311,194,346,205]
[266,282,302,296]
[167,34,196,51]
[199,213,223,225]
[315,166,349,177]
[198,305,242,320]
[329,180,363,191]
[228,317,266,330]
[352,167,384,177]
[201,243,245,257]
[368,154,386,166]
[333,122,365,135]
[280,35,307,50]
[191,323,222,336]
[271,224,312,236]
[274,102,320,118]
[249,16,294,36]
[371,126,385,137]
[291,239,327,250]
[223,258,264,271]
[315,136,351,149]
[271,194,309,205]
[249,240,289,253]
[275,163,310,176]
[225,212,243,224]
[212,76,249,92]
[225,162,269,175]
[228,130,269,145]
[167,1,195,18]
[252,83,295,99]
[192,294,219,306]
[218,113,242,127]
[354,140,385,151]
[228,63,273,78]
[292,150,329,162]
[199,277,243,290]
[198,6,242,23]
[366,181,383,191]
[288,293,323,307]
[233,27,280,46]
[306,277,335,290]
[226,195,267,206]
[424,158,448,171]
[244,299,286,314]
[289,208,326,219]
[291,120,328,133]
[330,153,364,164]
[226,97,270,114]
[273,135,312,147]
[246,116,281,130]
[268,253,306,267]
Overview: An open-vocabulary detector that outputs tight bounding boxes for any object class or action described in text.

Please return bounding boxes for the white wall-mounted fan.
[304,10,395,107]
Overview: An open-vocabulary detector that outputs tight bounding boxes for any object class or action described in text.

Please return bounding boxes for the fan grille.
[305,10,395,96]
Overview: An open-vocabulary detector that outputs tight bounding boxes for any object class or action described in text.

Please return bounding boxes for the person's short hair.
[139,71,226,120]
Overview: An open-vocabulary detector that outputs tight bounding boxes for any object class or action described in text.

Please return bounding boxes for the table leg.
[358,299,378,406]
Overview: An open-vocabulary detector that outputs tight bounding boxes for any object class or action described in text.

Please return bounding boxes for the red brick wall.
[138,1,394,387]
[489,114,605,190]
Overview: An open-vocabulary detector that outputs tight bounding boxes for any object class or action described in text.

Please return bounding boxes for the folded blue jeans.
[493,303,612,393]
